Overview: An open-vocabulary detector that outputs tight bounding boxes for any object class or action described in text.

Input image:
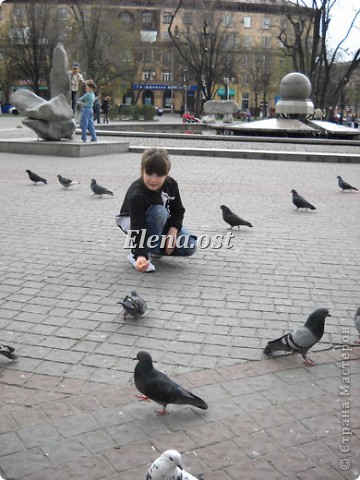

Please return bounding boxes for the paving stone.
[18,423,62,448]
[54,413,101,437]
[0,431,25,455]
[1,448,50,478]
[0,118,359,478]
[41,438,89,466]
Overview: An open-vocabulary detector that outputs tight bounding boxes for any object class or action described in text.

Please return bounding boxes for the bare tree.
[168,0,238,115]
[8,2,65,96]
[244,49,276,118]
[278,0,360,117]
[64,0,115,85]
[64,0,144,101]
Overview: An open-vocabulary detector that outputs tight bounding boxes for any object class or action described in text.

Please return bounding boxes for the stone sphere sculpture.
[276,72,314,116]
[279,72,312,100]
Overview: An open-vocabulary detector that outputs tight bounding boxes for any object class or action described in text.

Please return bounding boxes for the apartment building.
[0,0,303,115]
[115,0,298,115]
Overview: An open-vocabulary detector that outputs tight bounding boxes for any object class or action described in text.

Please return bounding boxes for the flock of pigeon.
[0,168,358,479]
[220,175,358,231]
[25,169,114,196]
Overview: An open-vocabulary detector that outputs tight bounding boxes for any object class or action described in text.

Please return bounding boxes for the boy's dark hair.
[86,80,96,90]
[141,148,171,176]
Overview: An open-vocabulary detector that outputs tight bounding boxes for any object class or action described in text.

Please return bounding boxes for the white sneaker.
[127,253,155,273]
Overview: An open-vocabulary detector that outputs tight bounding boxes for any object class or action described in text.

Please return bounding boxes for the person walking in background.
[102,96,111,124]
[79,80,97,143]
[314,107,324,120]
[93,94,101,124]
[70,62,85,115]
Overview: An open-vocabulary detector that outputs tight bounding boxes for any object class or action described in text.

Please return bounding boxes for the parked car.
[154,106,164,116]
[1,103,18,114]
[182,112,200,123]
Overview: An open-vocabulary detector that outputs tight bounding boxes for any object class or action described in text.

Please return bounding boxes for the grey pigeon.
[337,176,358,192]
[264,307,331,366]
[57,174,79,188]
[90,178,113,196]
[134,351,208,415]
[117,290,147,319]
[220,205,253,229]
[0,344,17,360]
[26,169,47,185]
[146,449,204,480]
[290,189,316,210]
[354,307,360,344]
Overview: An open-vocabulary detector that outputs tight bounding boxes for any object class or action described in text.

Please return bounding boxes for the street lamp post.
[183,85,188,113]
[223,77,235,101]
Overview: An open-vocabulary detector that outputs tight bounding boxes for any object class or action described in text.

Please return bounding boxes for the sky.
[311,0,359,55]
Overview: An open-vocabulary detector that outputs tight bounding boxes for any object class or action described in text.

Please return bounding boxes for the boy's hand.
[135,256,149,272]
[164,227,178,255]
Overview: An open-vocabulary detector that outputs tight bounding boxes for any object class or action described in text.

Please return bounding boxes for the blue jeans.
[146,205,196,257]
[80,106,97,142]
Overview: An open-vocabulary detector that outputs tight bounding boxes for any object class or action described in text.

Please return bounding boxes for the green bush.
[132,105,141,120]
[141,104,155,121]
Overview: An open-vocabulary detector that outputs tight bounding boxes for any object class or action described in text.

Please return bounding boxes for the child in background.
[116,148,197,273]
[79,80,97,143]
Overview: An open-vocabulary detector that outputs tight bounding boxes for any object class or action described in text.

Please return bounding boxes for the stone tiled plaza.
[0,116,359,479]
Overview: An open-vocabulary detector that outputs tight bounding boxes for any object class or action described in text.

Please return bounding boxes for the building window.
[223,33,237,48]
[120,12,133,24]
[242,73,249,85]
[13,6,24,21]
[280,18,287,30]
[163,12,172,24]
[140,30,157,43]
[262,37,271,48]
[57,7,69,21]
[10,26,29,44]
[242,53,250,67]
[162,71,172,82]
[143,71,155,81]
[243,16,251,28]
[143,50,153,63]
[142,11,152,24]
[183,13,192,25]
[242,92,250,111]
[263,18,271,29]
[223,15,233,27]
[162,51,172,64]
[243,36,252,47]
[121,49,132,62]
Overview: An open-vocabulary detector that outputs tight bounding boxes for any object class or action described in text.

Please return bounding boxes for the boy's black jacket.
[119,176,185,259]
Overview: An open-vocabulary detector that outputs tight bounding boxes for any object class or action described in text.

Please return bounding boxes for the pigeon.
[354,307,360,344]
[117,290,147,319]
[290,189,316,210]
[26,169,47,185]
[146,449,204,480]
[0,344,17,360]
[134,351,208,415]
[57,174,79,188]
[90,178,113,196]
[263,307,331,366]
[337,176,358,192]
[220,205,253,229]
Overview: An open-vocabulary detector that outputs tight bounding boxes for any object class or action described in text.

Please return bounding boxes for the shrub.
[141,104,155,121]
